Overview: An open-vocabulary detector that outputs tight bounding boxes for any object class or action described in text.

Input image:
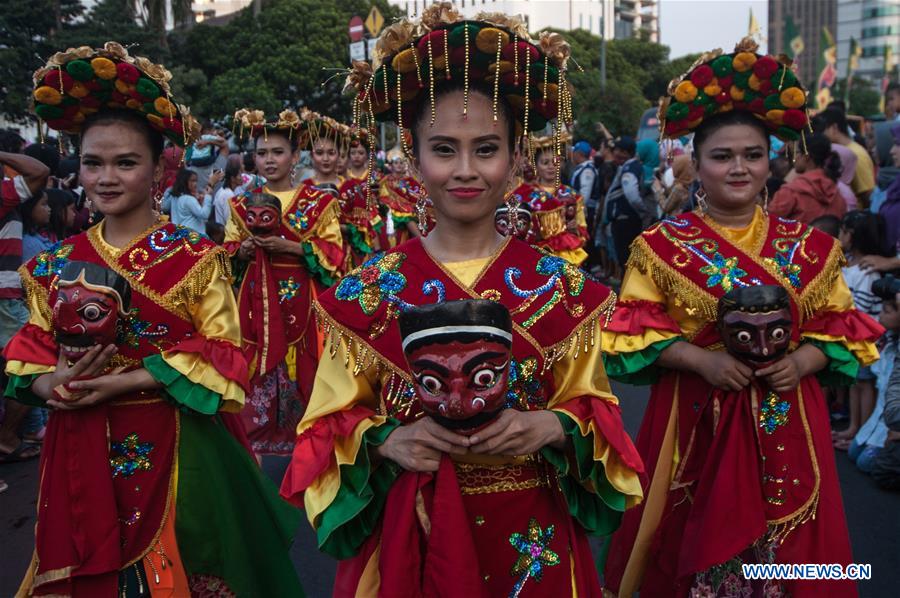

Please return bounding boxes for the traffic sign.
[365,6,384,37]
[348,15,364,42]
[367,38,377,60]
[349,41,366,62]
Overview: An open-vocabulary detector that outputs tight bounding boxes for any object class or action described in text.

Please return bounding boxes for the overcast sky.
[660,0,769,59]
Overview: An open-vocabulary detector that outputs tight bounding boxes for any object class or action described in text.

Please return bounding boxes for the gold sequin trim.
[455,459,553,496]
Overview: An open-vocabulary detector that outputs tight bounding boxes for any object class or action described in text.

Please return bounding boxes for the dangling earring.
[152,183,163,214]
[505,194,519,237]
[695,185,708,213]
[86,195,95,225]
[416,185,430,237]
[760,185,769,214]
[290,164,297,187]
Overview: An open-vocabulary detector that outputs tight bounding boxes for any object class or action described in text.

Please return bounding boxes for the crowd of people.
[0,5,898,596]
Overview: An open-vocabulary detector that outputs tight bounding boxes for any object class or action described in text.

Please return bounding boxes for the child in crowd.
[835,211,889,449]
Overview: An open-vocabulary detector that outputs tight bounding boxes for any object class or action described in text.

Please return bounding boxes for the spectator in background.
[871,291,900,490]
[0,150,49,467]
[160,145,184,191]
[185,121,229,191]
[23,143,60,185]
[214,158,243,227]
[658,154,695,217]
[815,107,875,208]
[831,143,859,211]
[809,214,841,238]
[169,167,222,235]
[636,138,660,185]
[766,155,791,198]
[886,83,900,122]
[19,191,51,261]
[604,136,645,267]
[834,210,889,450]
[570,140,597,209]
[769,133,846,223]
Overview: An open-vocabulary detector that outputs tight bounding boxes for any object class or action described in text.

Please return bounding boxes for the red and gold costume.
[378,173,421,247]
[509,182,588,265]
[281,237,643,596]
[601,208,882,597]
[4,221,302,596]
[338,176,383,267]
[225,183,344,455]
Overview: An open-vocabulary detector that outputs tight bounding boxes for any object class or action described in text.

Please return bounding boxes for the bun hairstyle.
[804,133,842,181]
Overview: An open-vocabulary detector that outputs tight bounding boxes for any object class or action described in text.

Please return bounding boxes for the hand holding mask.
[400,300,513,435]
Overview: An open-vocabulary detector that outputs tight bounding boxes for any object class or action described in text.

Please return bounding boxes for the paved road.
[2,382,898,596]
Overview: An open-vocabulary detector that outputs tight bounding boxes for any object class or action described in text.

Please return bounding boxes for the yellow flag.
[749,8,761,37]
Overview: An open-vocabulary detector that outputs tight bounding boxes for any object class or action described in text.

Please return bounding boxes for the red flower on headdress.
[116,62,140,84]
[782,109,807,130]
[752,56,778,79]
[690,65,714,88]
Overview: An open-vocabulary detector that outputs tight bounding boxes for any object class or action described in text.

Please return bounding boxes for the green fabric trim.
[540,412,627,537]
[230,255,248,289]
[316,418,403,559]
[302,241,337,287]
[603,337,681,385]
[176,412,304,597]
[806,339,859,387]
[391,214,415,227]
[345,225,375,255]
[143,354,221,415]
[3,373,47,407]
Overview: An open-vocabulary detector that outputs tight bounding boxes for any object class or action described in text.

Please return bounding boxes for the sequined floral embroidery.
[286,198,318,235]
[536,255,584,296]
[32,243,74,278]
[120,307,170,348]
[126,226,208,281]
[506,358,544,410]
[279,277,301,303]
[109,433,154,478]
[508,518,560,598]
[335,252,407,315]
[759,390,790,434]
[699,253,747,292]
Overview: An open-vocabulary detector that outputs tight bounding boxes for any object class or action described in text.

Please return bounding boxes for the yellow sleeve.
[224,202,249,244]
[306,199,344,275]
[161,252,247,411]
[5,268,56,377]
[548,333,643,506]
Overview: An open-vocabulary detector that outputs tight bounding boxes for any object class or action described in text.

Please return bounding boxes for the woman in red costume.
[280,6,644,596]
[509,135,588,265]
[225,108,344,456]
[602,39,883,598]
[379,144,424,247]
[338,126,383,267]
[5,43,302,596]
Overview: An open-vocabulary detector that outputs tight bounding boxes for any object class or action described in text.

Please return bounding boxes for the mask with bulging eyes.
[52,261,132,363]
[494,205,533,240]
[245,192,282,236]
[717,285,793,369]
[400,300,514,435]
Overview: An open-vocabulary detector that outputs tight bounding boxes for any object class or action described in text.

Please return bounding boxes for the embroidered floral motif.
[278,277,301,303]
[536,255,584,296]
[691,541,783,598]
[188,574,236,598]
[505,358,544,410]
[508,518,560,598]
[335,252,407,315]
[759,390,790,434]
[120,307,170,348]
[127,226,209,281]
[32,242,74,278]
[765,246,803,289]
[109,433,154,478]
[286,195,322,235]
[699,253,748,292]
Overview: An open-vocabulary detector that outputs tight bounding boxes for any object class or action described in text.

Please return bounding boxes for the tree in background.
[832,77,883,118]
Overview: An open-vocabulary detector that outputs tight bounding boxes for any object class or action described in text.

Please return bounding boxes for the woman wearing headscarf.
[637,138,661,184]
[658,154,696,217]
[832,143,859,211]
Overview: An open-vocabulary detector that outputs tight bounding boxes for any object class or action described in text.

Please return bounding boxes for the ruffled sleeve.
[144,249,249,414]
[3,264,58,406]
[539,331,644,536]
[280,332,401,559]
[800,272,884,386]
[601,265,683,384]
[304,198,345,286]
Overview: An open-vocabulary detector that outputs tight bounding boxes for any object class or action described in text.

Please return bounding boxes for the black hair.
[841,210,889,257]
[770,156,791,179]
[171,168,197,197]
[81,109,165,162]
[19,190,48,235]
[242,150,256,174]
[24,143,61,176]
[805,133,842,181]
[887,82,900,98]
[409,80,517,158]
[809,214,841,238]
[0,129,25,153]
[812,107,848,135]
[254,128,299,152]
[224,159,242,189]
[692,110,771,159]
[46,188,76,240]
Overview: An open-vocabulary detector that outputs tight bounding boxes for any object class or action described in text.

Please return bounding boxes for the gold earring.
[695,185,708,213]
[760,185,769,213]
[416,185,430,237]
[505,194,519,237]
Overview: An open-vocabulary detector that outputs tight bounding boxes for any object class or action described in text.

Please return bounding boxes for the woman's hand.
[374,417,471,472]
[469,410,566,456]
[50,368,161,411]
[32,344,117,402]
[254,235,302,256]
[755,355,801,393]
[238,237,255,260]
[695,350,753,391]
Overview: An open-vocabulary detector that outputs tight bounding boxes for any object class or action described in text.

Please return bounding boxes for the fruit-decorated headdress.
[345,2,574,158]
[32,42,200,146]
[232,108,304,144]
[659,38,810,144]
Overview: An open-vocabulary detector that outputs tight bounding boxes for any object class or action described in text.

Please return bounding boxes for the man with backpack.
[604,136,652,268]
[570,141,603,264]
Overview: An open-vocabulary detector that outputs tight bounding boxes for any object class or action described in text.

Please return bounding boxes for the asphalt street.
[2,381,898,597]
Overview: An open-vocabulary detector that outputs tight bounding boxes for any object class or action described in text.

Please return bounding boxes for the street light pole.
[600,1,607,90]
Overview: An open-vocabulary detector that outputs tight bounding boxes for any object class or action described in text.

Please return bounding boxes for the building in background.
[192,0,252,23]
[836,0,899,80]
[768,0,836,86]
[392,0,659,41]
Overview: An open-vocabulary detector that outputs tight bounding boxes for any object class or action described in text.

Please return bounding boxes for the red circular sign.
[349,16,364,42]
